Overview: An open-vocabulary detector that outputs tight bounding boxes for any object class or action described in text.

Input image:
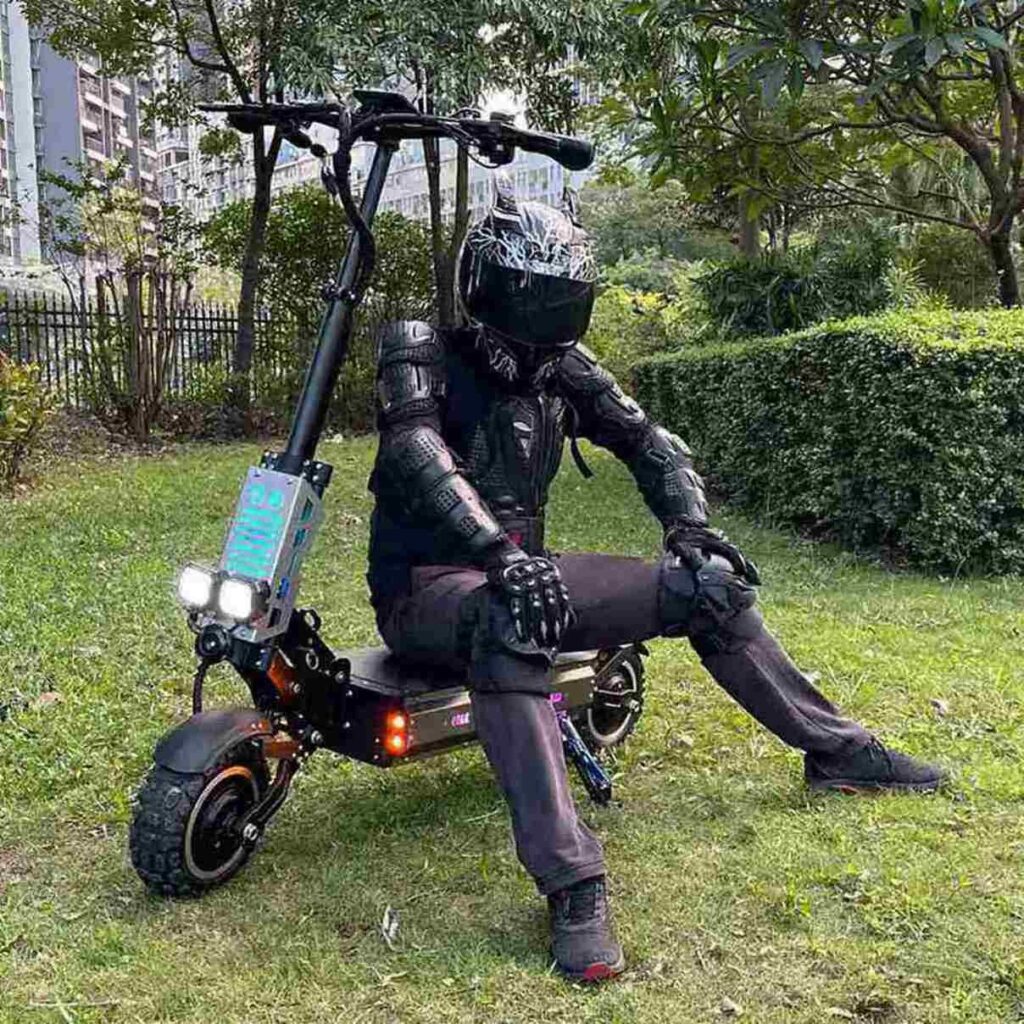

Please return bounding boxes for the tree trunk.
[737,102,761,259]
[423,132,455,325]
[125,270,147,440]
[738,190,760,258]
[447,145,471,324]
[988,227,1020,307]
[230,129,282,419]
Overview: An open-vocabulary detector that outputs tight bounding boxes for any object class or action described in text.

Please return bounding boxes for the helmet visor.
[462,259,596,348]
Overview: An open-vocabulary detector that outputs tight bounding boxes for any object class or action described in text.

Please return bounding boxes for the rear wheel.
[577,648,645,752]
[130,744,269,897]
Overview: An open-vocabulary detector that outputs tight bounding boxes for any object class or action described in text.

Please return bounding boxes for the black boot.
[806,737,945,794]
[548,876,625,982]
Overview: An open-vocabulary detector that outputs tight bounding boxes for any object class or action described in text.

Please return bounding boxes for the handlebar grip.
[511,129,594,171]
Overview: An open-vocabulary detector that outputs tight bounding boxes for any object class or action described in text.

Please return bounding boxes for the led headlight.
[217,577,266,622]
[177,565,214,609]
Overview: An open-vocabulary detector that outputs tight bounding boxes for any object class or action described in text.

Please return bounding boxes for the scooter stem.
[277,141,397,476]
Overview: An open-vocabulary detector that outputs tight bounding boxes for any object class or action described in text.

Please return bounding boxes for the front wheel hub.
[587,656,644,749]
[183,764,260,881]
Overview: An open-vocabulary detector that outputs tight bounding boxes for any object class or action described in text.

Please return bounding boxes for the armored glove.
[663,520,761,586]
[485,549,575,650]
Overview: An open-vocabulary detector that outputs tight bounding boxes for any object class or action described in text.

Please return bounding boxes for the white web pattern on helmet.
[468,214,598,283]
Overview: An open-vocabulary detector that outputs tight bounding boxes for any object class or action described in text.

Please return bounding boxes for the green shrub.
[602,251,691,295]
[634,308,1024,574]
[204,188,433,433]
[692,223,921,338]
[906,223,997,309]
[694,250,821,337]
[585,268,728,387]
[811,222,905,318]
[0,354,50,491]
[586,285,672,383]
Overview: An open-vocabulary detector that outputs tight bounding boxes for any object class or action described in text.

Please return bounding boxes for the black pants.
[376,552,871,895]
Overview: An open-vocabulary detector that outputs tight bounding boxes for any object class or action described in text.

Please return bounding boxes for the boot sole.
[556,949,627,983]
[807,776,943,794]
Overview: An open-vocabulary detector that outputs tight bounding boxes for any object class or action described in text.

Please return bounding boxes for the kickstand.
[558,712,612,805]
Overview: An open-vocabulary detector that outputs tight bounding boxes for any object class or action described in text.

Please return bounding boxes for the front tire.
[130,744,268,897]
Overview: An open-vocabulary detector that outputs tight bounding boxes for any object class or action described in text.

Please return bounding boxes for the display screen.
[224,479,287,580]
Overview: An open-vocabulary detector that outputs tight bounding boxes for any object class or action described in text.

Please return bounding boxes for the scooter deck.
[323,646,605,765]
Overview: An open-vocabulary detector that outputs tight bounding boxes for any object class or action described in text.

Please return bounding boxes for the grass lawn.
[1,435,1022,1024]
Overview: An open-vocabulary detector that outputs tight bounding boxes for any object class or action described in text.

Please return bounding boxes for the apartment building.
[0,2,161,273]
[157,101,354,218]
[377,137,575,223]
[159,123,585,231]
[35,48,161,237]
[0,0,40,263]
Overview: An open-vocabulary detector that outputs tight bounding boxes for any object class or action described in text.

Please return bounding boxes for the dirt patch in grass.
[0,846,30,897]
[11,410,174,495]
[35,410,141,461]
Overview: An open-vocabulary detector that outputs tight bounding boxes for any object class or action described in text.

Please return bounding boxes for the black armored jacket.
[366,321,709,606]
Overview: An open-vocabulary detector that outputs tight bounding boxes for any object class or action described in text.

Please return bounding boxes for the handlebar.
[199,97,594,172]
[498,124,594,172]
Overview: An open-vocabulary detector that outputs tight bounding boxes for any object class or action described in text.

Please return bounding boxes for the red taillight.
[386,710,409,756]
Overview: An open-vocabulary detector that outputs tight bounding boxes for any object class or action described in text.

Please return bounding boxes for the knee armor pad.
[657,551,759,640]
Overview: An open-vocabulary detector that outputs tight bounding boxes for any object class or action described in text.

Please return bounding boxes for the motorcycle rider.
[365,179,944,981]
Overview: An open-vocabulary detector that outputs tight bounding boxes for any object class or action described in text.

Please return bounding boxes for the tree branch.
[202,0,250,102]
[166,0,232,77]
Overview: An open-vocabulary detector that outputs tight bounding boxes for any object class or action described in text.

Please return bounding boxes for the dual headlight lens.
[178,565,214,609]
[177,565,265,623]
[218,578,258,620]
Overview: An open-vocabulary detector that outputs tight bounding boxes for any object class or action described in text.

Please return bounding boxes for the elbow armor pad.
[631,424,709,527]
[378,425,504,552]
[558,345,709,526]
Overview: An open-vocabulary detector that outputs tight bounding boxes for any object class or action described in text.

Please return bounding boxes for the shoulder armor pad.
[376,321,447,415]
[376,320,444,367]
[557,343,616,395]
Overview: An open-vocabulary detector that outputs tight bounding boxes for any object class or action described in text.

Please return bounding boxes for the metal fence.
[0,289,300,408]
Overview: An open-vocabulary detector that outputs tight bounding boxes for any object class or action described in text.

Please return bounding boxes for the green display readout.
[224,479,287,580]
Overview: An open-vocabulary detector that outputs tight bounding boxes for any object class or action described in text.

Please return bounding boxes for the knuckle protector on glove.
[487,555,572,655]
[465,586,555,695]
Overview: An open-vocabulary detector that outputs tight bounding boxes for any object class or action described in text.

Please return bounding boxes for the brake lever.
[475,113,516,166]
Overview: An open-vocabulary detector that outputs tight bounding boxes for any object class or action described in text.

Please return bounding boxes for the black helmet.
[457,179,597,350]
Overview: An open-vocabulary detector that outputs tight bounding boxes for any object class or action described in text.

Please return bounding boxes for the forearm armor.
[378,425,505,551]
[557,344,709,527]
[375,320,506,553]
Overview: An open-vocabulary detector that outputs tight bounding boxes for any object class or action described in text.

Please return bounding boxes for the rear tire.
[130,744,269,897]
[576,648,645,753]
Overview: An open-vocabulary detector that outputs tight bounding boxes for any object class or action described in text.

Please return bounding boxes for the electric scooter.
[129,90,647,896]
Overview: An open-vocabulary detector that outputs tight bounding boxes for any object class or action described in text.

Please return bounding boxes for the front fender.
[153,708,273,774]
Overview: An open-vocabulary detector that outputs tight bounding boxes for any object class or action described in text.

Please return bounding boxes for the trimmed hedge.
[633,309,1024,574]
